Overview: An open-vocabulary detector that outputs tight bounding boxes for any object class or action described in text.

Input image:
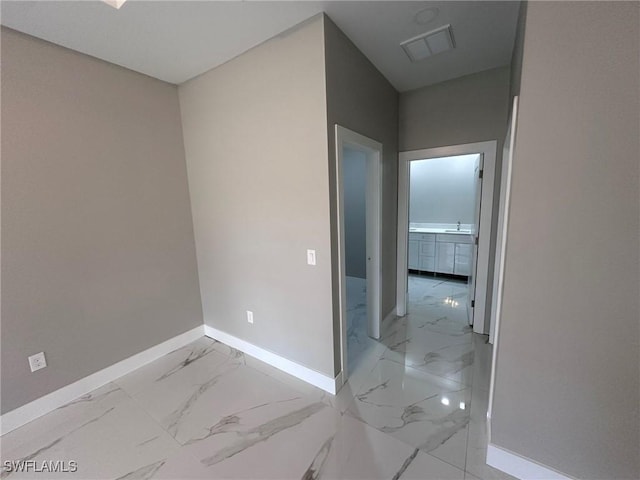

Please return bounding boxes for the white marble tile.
[463,387,517,480]
[346,276,380,373]
[407,275,469,301]
[383,330,475,387]
[210,337,369,416]
[1,383,124,455]
[379,276,476,387]
[326,276,387,413]
[345,276,367,310]
[332,339,386,413]
[428,418,470,472]
[114,337,232,397]
[242,355,329,400]
[183,401,465,480]
[138,447,213,479]
[465,472,483,480]
[406,276,471,328]
[346,358,471,470]
[303,413,465,480]
[381,328,474,388]
[203,340,335,407]
[399,450,466,480]
[181,391,333,479]
[0,384,179,480]
[208,338,251,365]
[119,346,311,447]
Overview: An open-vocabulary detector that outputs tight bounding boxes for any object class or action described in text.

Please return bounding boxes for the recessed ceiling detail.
[413,7,439,26]
[401,24,455,63]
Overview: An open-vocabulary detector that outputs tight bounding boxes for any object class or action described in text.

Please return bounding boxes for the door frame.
[488,96,519,419]
[489,97,519,345]
[396,140,497,334]
[467,154,484,324]
[335,125,382,381]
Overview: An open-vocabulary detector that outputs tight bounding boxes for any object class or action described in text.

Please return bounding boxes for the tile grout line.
[114,364,197,452]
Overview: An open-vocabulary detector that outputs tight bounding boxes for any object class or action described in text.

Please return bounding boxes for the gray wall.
[492,2,639,478]
[324,16,399,367]
[399,66,510,332]
[409,155,479,225]
[399,66,511,153]
[343,148,367,279]
[1,28,203,414]
[178,16,335,376]
[508,2,526,99]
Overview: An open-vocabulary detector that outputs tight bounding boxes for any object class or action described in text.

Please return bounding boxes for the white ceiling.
[0,1,520,92]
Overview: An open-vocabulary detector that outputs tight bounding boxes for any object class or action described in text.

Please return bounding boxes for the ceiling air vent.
[401,24,455,63]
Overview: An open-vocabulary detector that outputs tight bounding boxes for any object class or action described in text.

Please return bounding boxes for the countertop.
[409,227,473,235]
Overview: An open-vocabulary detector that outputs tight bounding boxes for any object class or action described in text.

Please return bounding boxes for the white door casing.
[488,96,519,419]
[467,154,484,323]
[396,141,497,334]
[335,125,382,383]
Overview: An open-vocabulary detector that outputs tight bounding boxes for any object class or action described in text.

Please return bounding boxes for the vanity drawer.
[411,233,435,242]
[436,233,473,244]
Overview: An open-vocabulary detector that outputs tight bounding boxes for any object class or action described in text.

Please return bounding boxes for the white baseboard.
[203,325,339,394]
[0,325,205,436]
[487,444,573,480]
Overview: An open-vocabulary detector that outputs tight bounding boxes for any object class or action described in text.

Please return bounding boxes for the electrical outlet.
[28,352,47,372]
[247,310,254,324]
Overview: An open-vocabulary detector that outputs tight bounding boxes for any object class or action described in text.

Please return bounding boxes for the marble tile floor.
[0,275,512,480]
[343,275,514,480]
[345,276,378,374]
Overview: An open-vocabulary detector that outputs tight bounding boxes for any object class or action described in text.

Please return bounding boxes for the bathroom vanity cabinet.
[408,231,473,276]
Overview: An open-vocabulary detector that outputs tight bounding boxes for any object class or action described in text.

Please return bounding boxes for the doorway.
[405,153,483,325]
[335,125,382,384]
[396,141,497,334]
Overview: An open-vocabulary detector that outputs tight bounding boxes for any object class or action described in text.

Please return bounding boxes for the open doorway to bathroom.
[382,151,485,386]
[406,153,482,326]
[397,141,497,336]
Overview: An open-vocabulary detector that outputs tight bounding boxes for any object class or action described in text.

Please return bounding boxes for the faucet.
[457,221,461,231]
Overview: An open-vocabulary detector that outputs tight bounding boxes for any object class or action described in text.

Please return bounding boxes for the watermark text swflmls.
[3,460,78,473]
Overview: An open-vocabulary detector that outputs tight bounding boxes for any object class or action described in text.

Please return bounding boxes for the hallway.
[342,274,513,480]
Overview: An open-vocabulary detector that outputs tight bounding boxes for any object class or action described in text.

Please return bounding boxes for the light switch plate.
[307,249,316,266]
